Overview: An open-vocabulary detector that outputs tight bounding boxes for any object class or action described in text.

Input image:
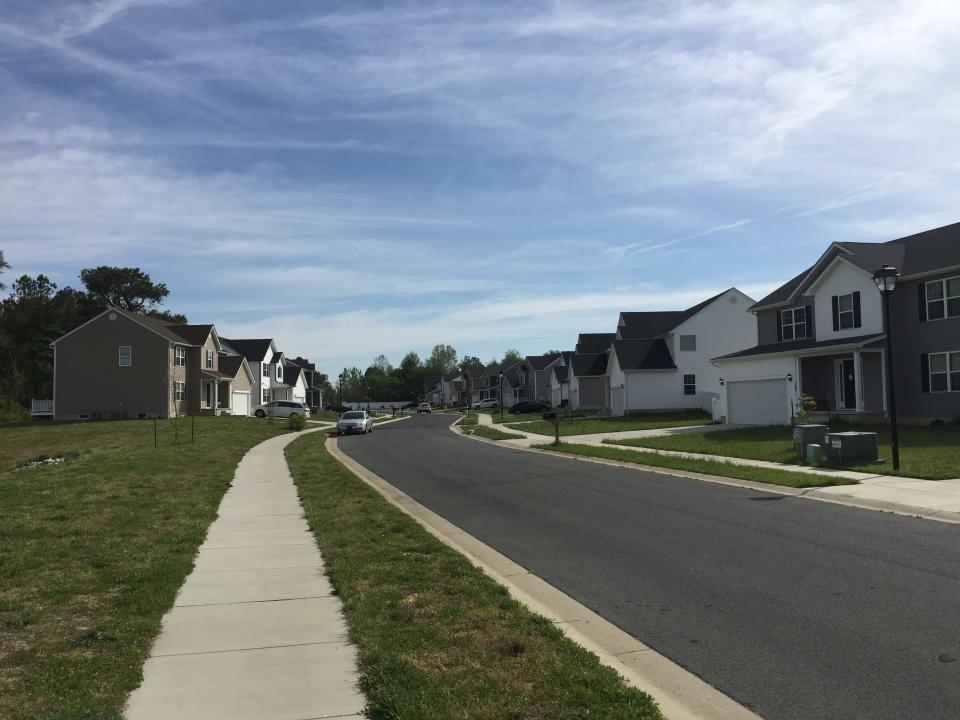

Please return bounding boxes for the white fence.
[31,399,54,415]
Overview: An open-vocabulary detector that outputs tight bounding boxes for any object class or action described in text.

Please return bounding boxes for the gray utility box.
[824,432,880,465]
[793,424,828,459]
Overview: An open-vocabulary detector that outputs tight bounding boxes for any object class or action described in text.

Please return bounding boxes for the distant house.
[49,308,251,420]
[607,288,757,415]
[282,363,309,405]
[288,356,324,411]
[715,224,960,424]
[568,352,609,410]
[517,353,563,403]
[546,363,571,407]
[220,338,286,408]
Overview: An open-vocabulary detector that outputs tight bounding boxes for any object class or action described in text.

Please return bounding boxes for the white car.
[337,410,374,435]
[252,400,310,418]
[471,398,498,409]
[417,402,432,414]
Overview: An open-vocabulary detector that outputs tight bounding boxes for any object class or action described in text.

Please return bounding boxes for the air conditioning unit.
[824,432,880,465]
[793,424,828,459]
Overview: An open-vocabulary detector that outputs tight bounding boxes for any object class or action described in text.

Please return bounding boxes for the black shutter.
[776,311,783,341]
[921,354,930,393]
[805,306,814,338]
[832,295,840,331]
[918,283,928,322]
[853,291,862,328]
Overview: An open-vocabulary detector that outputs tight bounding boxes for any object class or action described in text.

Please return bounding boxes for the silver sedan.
[336,410,374,435]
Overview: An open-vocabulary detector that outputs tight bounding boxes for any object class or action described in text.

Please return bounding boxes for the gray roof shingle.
[612,339,676,370]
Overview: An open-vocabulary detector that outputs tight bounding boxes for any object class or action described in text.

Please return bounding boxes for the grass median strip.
[471,424,527,441]
[286,434,662,720]
[534,442,856,489]
[0,416,291,719]
[507,410,713,437]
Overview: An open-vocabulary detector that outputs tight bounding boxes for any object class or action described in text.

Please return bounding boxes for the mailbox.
[543,410,558,422]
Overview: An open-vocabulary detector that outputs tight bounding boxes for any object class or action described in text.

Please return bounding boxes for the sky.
[2,0,960,379]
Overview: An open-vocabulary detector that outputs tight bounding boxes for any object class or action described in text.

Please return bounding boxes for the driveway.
[338,413,960,720]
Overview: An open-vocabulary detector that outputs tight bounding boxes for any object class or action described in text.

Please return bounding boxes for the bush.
[0,396,30,423]
[288,413,307,431]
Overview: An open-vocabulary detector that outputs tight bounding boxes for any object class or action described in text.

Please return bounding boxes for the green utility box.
[806,443,825,466]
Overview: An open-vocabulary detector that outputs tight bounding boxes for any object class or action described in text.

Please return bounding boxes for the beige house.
[51,308,253,420]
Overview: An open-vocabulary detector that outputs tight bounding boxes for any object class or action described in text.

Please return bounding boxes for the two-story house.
[516,353,563,404]
[50,308,253,420]
[715,222,960,424]
[220,338,287,408]
[607,288,757,415]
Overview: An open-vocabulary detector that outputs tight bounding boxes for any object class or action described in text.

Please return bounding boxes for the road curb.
[452,417,960,526]
[327,433,762,720]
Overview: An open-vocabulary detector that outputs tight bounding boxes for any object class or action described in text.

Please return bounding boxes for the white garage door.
[232,391,250,416]
[726,379,788,425]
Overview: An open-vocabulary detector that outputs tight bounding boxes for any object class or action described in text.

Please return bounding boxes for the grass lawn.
[607,421,960,480]
[508,410,713,437]
[0,416,292,719]
[537,443,854,489]
[470,424,527,441]
[285,434,661,720]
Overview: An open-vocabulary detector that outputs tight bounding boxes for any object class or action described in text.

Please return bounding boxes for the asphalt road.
[339,413,960,720]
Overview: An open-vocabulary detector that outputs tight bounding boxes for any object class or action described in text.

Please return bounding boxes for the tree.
[501,348,523,366]
[459,355,483,372]
[0,275,63,405]
[426,344,458,377]
[543,349,562,355]
[0,251,8,291]
[80,266,170,313]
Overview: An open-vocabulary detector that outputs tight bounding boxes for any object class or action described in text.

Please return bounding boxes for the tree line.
[0,253,183,420]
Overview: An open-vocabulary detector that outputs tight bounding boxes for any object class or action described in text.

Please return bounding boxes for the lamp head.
[873,264,899,294]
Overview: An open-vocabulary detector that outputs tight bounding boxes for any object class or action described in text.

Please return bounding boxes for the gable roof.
[575,333,615,354]
[524,353,562,371]
[283,365,304,386]
[752,221,960,310]
[218,355,253,382]
[570,352,608,377]
[552,365,569,382]
[221,338,274,361]
[612,339,676,370]
[618,290,729,340]
[170,323,218,348]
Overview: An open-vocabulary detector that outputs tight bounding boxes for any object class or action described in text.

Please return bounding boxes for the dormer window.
[276,365,281,381]
[778,307,809,341]
[831,292,861,331]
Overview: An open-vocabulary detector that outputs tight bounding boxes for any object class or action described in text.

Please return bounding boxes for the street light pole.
[874,265,901,471]
[499,371,504,421]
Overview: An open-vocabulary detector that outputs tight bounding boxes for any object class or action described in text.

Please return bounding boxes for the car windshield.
[342,412,364,419]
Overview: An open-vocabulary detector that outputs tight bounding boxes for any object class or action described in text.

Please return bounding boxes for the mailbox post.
[543,409,560,445]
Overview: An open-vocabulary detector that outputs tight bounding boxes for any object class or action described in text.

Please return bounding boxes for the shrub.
[0,396,30,423]
[288,413,307,431]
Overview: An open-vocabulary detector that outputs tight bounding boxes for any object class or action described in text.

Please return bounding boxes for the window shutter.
[805,306,814,338]
[853,291,862,328]
[776,311,783,341]
[921,354,930,393]
[832,296,840,331]
[918,283,927,322]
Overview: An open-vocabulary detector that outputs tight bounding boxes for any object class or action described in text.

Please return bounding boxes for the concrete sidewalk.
[125,429,364,720]
[470,414,960,521]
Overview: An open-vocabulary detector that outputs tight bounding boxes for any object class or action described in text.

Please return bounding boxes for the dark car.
[509,400,551,414]
[324,402,352,413]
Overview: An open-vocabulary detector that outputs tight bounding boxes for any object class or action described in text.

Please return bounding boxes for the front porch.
[799,348,886,419]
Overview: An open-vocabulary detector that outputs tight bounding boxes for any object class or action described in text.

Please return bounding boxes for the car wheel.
[255,409,265,418]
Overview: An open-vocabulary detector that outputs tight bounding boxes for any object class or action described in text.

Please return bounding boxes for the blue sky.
[2,1,959,378]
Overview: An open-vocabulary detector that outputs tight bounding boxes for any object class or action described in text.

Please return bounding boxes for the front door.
[205,382,212,409]
[836,359,856,409]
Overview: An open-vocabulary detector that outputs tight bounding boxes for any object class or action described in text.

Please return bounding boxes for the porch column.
[213,381,219,415]
[853,350,864,411]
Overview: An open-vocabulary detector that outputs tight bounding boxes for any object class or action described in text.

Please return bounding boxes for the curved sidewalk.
[125,428,364,720]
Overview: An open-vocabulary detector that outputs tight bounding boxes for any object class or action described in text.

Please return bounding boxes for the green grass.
[285,434,662,720]
[536,443,855,489]
[607,422,960,480]
[508,410,714,437]
[0,416,292,719]
[471,424,527,441]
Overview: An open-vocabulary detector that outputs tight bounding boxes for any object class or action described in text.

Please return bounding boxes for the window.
[205,349,214,369]
[174,347,186,366]
[837,293,855,329]
[929,352,960,392]
[779,308,807,341]
[679,335,697,351]
[118,345,132,367]
[276,365,282,380]
[262,363,269,377]
[262,388,271,404]
[683,374,696,395]
[926,277,960,320]
[175,381,185,401]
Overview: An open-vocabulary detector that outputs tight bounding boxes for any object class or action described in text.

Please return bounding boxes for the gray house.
[49,308,252,420]
[516,353,563,403]
[715,222,960,424]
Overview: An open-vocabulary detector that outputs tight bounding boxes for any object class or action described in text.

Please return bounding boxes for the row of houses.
[36,307,323,421]
[426,221,960,425]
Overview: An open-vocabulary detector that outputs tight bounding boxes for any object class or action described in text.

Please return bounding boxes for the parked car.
[471,398,498,409]
[509,400,551,414]
[336,410,374,435]
[324,402,351,413]
[253,400,311,418]
[417,402,432,414]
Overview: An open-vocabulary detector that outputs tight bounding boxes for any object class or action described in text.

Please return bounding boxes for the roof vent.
[108,312,117,321]
[728,295,738,303]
